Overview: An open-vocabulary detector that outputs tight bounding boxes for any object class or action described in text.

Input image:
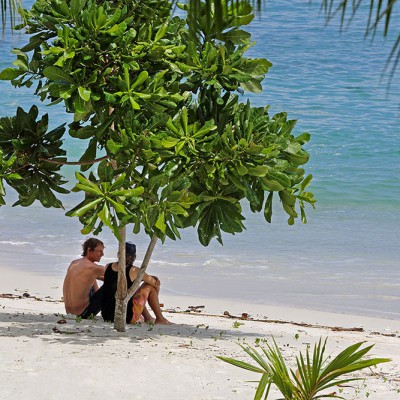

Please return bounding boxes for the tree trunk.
[113,232,158,332]
[114,227,128,332]
[113,294,128,332]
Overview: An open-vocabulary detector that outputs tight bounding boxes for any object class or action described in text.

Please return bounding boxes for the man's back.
[63,258,104,315]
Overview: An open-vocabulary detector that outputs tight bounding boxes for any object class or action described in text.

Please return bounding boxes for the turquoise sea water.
[0,1,399,319]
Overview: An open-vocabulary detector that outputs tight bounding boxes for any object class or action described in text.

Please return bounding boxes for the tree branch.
[126,234,158,300]
[38,155,109,166]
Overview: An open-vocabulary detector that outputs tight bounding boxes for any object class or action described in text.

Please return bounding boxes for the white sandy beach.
[1,266,400,400]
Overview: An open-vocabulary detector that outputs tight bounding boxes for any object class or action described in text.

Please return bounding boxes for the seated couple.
[62,238,171,325]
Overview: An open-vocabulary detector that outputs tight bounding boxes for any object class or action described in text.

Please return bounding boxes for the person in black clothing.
[101,242,172,325]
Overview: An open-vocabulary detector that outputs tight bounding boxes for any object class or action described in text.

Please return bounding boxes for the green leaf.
[109,173,127,191]
[78,138,97,171]
[264,192,273,223]
[217,356,266,374]
[73,95,87,114]
[104,92,117,103]
[166,118,180,135]
[265,172,291,189]
[247,165,269,177]
[98,160,114,182]
[154,23,168,42]
[20,33,45,52]
[74,183,103,196]
[12,58,28,70]
[70,0,85,16]
[0,68,25,80]
[296,132,311,144]
[279,190,296,206]
[261,178,284,192]
[78,86,91,101]
[219,29,251,44]
[109,187,144,197]
[285,149,309,165]
[66,198,102,217]
[106,139,123,154]
[240,78,263,93]
[129,97,140,110]
[43,66,74,83]
[75,172,103,195]
[155,211,166,233]
[242,58,272,75]
[282,202,298,218]
[98,203,112,228]
[237,163,248,176]
[161,137,180,148]
[69,125,96,139]
[80,213,98,234]
[181,107,188,135]
[107,197,126,214]
[131,71,148,90]
[300,174,313,191]
[254,374,270,400]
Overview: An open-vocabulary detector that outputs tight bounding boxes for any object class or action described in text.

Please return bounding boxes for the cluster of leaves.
[0,0,315,246]
[218,338,390,399]
[0,105,68,207]
[1,0,188,137]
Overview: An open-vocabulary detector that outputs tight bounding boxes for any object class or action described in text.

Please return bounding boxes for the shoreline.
[1,265,400,399]
[2,264,400,333]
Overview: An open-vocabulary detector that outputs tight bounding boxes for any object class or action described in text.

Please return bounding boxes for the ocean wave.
[162,287,192,296]
[38,234,60,239]
[202,258,235,268]
[238,264,271,271]
[0,240,34,246]
[150,259,193,268]
[32,248,57,256]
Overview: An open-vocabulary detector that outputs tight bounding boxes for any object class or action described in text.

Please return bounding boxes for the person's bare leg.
[142,305,155,324]
[146,286,172,325]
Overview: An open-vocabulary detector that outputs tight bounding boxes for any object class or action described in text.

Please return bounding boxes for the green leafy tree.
[218,338,390,399]
[0,0,314,332]
[3,1,399,75]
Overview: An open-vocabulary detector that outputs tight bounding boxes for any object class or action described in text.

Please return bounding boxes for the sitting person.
[63,238,106,318]
[101,241,172,325]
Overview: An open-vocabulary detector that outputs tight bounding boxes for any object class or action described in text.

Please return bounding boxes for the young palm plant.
[218,337,390,400]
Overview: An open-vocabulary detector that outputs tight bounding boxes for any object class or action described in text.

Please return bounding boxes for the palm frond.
[217,344,270,374]
[1,0,22,34]
[219,337,391,400]
[320,0,399,80]
[254,373,271,400]
[295,340,390,397]
[262,338,295,399]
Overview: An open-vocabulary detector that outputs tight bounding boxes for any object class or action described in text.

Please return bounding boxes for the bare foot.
[129,315,145,325]
[155,318,174,325]
[145,316,156,324]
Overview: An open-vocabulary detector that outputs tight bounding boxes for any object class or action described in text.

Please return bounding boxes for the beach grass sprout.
[217,337,390,399]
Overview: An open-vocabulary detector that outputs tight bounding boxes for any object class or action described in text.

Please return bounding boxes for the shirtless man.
[63,238,105,318]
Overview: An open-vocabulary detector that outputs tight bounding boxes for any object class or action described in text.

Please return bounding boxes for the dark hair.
[126,241,136,257]
[125,242,136,267]
[82,238,104,256]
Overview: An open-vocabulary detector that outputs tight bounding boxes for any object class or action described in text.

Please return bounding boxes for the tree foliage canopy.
[3,0,399,75]
[0,0,315,247]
